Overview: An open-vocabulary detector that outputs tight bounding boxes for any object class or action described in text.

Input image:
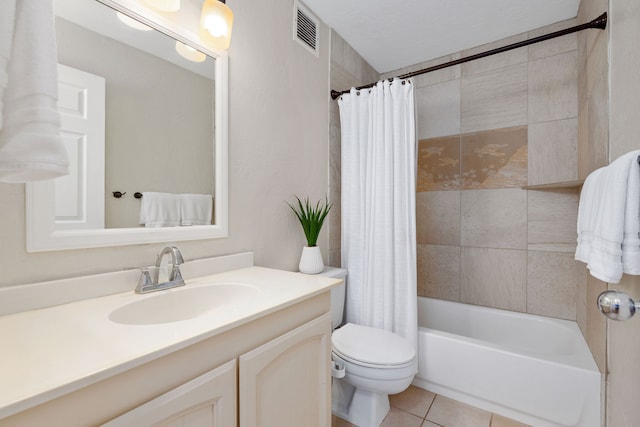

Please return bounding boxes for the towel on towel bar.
[139,192,182,228]
[180,194,212,226]
[0,0,69,182]
[575,150,640,283]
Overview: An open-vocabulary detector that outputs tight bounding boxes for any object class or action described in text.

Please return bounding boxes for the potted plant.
[287,195,332,274]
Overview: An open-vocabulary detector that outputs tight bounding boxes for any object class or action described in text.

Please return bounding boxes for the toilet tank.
[317,267,347,329]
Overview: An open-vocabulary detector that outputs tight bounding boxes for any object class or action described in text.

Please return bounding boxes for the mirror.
[26,0,228,251]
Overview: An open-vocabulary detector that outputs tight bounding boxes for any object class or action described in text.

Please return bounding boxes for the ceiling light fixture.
[175,41,207,63]
[199,0,234,50]
[142,0,181,13]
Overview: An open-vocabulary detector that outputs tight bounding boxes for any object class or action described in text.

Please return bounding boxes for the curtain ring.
[356,91,360,96]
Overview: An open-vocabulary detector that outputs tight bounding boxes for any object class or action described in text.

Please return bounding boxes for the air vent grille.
[294,1,319,56]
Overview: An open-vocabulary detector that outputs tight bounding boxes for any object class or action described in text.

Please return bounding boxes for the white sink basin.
[109,283,259,325]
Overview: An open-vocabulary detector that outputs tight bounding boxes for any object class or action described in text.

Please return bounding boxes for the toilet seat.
[332,323,416,368]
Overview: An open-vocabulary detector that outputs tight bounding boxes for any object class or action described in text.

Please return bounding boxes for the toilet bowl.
[318,267,417,427]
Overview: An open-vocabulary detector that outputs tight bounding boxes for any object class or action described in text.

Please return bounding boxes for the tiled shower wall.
[329,20,581,321]
[383,18,581,321]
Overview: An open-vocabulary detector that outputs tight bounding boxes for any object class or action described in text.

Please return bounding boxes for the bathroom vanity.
[0,254,338,427]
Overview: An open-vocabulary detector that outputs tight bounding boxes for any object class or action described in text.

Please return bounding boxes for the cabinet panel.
[239,313,331,427]
[102,360,236,427]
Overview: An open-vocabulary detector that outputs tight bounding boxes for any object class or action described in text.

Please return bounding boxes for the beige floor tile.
[389,385,436,418]
[490,413,532,427]
[421,421,442,427]
[331,414,354,427]
[379,407,424,427]
[426,395,492,427]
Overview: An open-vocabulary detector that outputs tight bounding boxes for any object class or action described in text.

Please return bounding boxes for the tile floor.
[331,386,532,427]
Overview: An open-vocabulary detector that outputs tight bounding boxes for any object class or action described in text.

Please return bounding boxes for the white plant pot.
[299,246,324,274]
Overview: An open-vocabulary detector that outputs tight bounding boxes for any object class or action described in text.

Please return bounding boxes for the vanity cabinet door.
[239,313,331,427]
[101,360,236,427]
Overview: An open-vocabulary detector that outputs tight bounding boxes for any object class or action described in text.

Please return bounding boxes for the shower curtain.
[338,79,417,350]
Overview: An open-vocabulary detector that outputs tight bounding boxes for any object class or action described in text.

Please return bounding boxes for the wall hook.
[112,191,126,198]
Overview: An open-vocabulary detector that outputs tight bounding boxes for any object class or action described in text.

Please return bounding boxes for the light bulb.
[199,0,234,50]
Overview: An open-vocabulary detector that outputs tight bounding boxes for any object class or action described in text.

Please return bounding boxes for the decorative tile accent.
[416,191,460,245]
[417,136,461,192]
[417,244,461,301]
[461,189,528,250]
[461,247,527,312]
[527,251,577,320]
[461,126,528,189]
[461,63,528,133]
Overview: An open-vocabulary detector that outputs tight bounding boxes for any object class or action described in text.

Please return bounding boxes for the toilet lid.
[332,323,415,366]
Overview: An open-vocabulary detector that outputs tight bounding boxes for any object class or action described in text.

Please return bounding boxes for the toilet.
[319,267,417,427]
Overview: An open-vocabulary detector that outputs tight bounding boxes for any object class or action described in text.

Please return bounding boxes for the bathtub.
[413,297,602,427]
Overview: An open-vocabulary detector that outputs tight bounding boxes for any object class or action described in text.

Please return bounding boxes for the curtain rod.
[330,12,607,100]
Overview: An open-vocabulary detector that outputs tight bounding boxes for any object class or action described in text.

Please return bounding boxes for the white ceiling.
[302,0,581,74]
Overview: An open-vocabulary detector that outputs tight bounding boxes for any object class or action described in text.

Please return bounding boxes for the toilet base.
[332,378,390,427]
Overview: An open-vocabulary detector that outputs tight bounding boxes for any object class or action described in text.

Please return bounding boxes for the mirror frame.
[26,0,228,251]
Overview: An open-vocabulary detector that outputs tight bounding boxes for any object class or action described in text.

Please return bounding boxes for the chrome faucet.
[135,246,185,294]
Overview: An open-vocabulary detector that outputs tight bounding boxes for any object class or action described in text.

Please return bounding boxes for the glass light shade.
[142,0,180,12]
[117,12,153,31]
[175,41,206,63]
[200,0,234,50]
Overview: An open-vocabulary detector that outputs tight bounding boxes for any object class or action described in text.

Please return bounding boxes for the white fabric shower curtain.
[338,79,417,350]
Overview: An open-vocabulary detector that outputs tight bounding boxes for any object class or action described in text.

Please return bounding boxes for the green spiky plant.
[286,196,332,247]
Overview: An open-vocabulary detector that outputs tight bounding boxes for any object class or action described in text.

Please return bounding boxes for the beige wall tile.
[461,247,527,311]
[383,53,461,88]
[527,252,577,320]
[528,19,578,61]
[426,395,492,427]
[461,63,527,133]
[461,33,528,77]
[528,51,578,124]
[585,272,607,373]
[416,80,461,140]
[416,191,460,245]
[417,244,461,301]
[417,136,461,192]
[528,118,578,185]
[527,188,578,253]
[461,126,528,190]
[461,189,527,250]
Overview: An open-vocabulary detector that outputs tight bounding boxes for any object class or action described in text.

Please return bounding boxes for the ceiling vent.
[294,1,319,57]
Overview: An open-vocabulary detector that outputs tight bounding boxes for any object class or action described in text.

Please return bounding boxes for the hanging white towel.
[180,194,213,226]
[575,150,640,283]
[0,0,69,183]
[139,192,181,228]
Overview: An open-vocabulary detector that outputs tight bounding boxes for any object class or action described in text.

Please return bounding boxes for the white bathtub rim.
[419,326,599,373]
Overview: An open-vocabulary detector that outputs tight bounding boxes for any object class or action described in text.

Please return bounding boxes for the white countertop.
[0,266,339,419]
